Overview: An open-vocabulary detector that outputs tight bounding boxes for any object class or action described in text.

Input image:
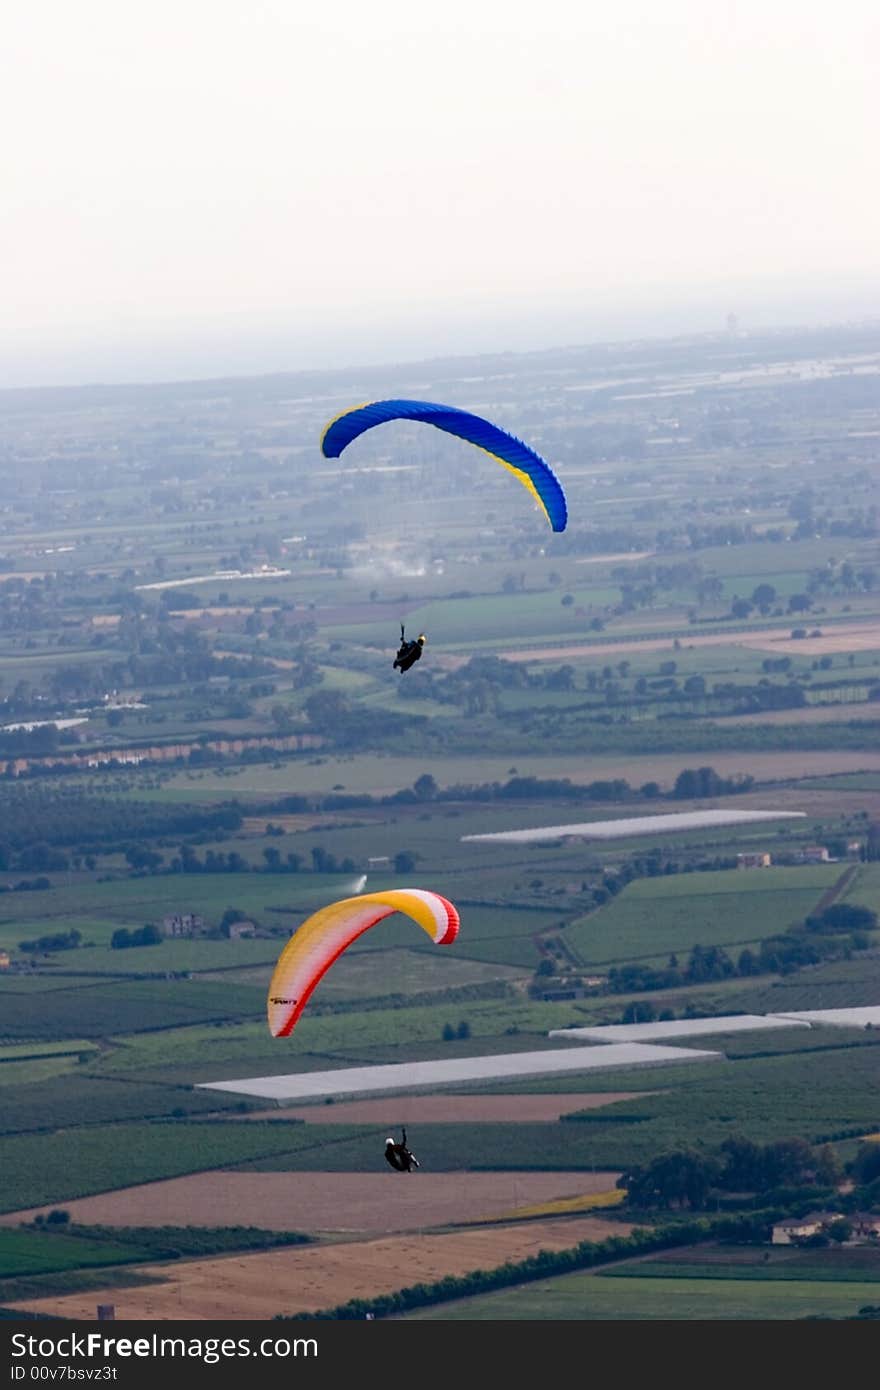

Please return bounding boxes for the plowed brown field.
[218,1092,651,1124]
[1,1170,621,1235]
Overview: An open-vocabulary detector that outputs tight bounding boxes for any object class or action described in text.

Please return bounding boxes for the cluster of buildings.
[772,1211,880,1245]
[0,913,260,970]
[162,913,256,939]
[737,841,863,870]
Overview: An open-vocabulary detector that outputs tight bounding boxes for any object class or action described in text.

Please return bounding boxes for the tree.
[719,1137,764,1191]
[413,773,438,801]
[788,593,813,613]
[125,846,163,872]
[220,908,248,932]
[789,488,814,522]
[674,766,724,799]
[304,690,350,733]
[620,1149,719,1209]
[546,665,575,691]
[807,903,877,933]
[622,1000,656,1024]
[697,576,724,604]
[851,1143,880,1187]
[761,1136,818,1189]
[271,705,297,733]
[394,850,417,874]
[815,1144,843,1187]
[751,583,777,613]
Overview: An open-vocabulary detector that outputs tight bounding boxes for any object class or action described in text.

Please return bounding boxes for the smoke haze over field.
[2,0,878,387]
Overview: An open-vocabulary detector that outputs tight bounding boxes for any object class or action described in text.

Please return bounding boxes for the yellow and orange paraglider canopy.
[267,888,460,1037]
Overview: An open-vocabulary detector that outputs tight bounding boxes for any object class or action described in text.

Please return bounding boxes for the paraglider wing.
[320,399,567,532]
[268,888,460,1037]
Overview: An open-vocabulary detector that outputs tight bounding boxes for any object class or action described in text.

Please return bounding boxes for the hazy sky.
[3,0,879,387]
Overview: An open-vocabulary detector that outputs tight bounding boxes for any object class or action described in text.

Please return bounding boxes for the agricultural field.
[1,321,879,1320]
[565,865,841,967]
[101,747,880,804]
[0,1228,140,1279]
[404,1270,880,1320]
[802,774,880,793]
[0,1123,356,1215]
[404,1239,880,1320]
[606,1241,880,1283]
[2,1212,637,1321]
[0,978,267,1041]
[0,1170,624,1236]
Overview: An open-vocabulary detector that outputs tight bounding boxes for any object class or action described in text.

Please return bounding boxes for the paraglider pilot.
[385,1127,419,1172]
[393,625,426,673]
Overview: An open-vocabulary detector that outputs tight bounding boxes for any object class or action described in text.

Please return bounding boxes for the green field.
[292,944,525,1001]
[322,587,624,647]
[607,1241,880,1282]
[729,954,880,1012]
[801,773,880,792]
[0,978,267,1041]
[0,1224,312,1293]
[0,868,571,981]
[109,747,879,802]
[0,1070,260,1138]
[402,1271,880,1319]
[842,863,880,915]
[0,1228,141,1278]
[565,865,841,966]
[402,1234,880,1319]
[0,1040,99,1061]
[0,871,373,935]
[0,1122,353,1214]
[86,997,592,1077]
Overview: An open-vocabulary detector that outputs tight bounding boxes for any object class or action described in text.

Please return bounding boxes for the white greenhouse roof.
[460,809,806,845]
[772,1006,880,1029]
[549,1015,812,1043]
[197,1042,722,1102]
[548,1006,880,1044]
